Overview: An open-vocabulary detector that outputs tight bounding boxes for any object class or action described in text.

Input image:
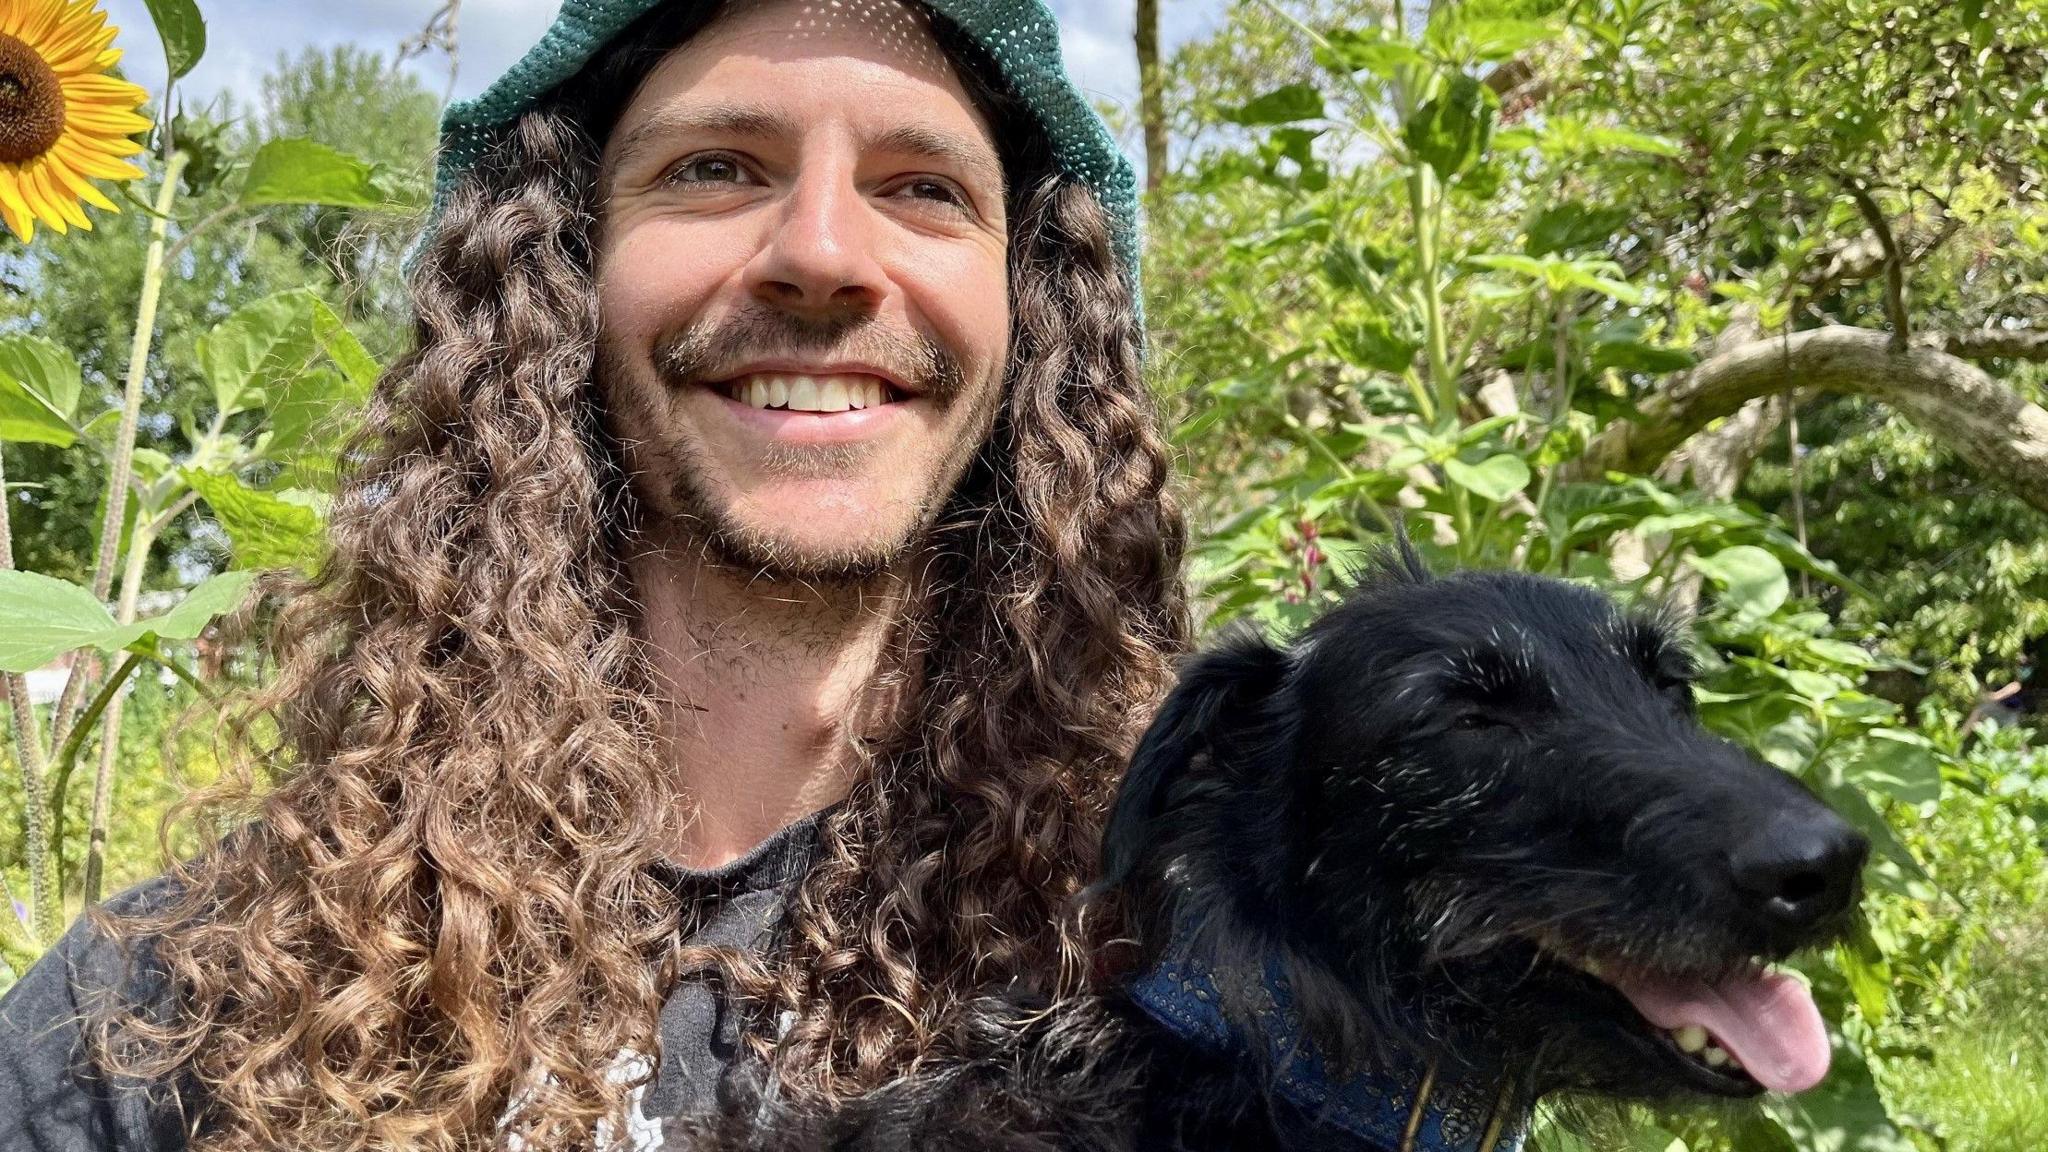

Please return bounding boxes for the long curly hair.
[98,6,1188,1151]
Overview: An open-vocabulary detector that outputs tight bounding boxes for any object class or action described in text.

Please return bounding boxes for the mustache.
[655,307,966,400]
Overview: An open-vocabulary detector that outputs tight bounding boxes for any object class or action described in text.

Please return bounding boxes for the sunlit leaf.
[1316,27,1428,80]
[1838,731,1943,805]
[239,139,414,209]
[1687,545,1789,620]
[106,571,256,652]
[183,470,326,572]
[0,336,83,448]
[141,0,206,80]
[1223,83,1325,126]
[1443,454,1531,501]
[0,572,116,672]
[1403,73,1498,178]
[198,290,323,418]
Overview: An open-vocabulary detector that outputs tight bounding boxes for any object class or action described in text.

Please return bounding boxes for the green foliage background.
[4,1,2046,1149]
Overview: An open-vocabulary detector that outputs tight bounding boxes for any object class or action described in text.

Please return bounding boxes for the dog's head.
[1102,544,1868,1102]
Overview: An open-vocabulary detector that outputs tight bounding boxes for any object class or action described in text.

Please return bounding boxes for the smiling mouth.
[715,371,910,413]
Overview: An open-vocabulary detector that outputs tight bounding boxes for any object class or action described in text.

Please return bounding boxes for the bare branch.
[1568,326,2048,515]
[1846,181,1910,350]
[1937,327,2048,363]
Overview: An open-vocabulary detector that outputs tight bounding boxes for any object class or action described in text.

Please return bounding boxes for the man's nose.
[745,172,887,317]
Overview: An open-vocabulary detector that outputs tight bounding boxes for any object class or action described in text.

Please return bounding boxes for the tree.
[1137,0,1168,190]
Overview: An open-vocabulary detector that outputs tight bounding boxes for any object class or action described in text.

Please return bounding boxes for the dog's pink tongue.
[1610,968,1831,1093]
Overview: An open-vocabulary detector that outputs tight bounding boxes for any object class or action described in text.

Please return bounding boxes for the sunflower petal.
[43,153,118,211]
[1,199,35,245]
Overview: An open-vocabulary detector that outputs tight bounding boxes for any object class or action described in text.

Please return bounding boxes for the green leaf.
[1839,731,1942,806]
[109,571,255,652]
[311,300,380,393]
[1223,83,1326,126]
[0,335,84,448]
[183,470,325,571]
[198,291,323,418]
[1619,1125,1689,1152]
[1836,930,1892,1025]
[1316,28,1428,80]
[1403,73,1498,178]
[0,571,117,672]
[1526,201,1632,256]
[1687,545,1789,620]
[1330,315,1422,373]
[239,139,406,209]
[1592,340,1697,375]
[1443,454,1531,501]
[1766,1044,1915,1152]
[1429,15,1555,63]
[1580,124,1684,157]
[141,0,206,80]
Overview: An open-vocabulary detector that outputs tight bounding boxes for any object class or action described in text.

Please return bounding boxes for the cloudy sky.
[94,0,1228,140]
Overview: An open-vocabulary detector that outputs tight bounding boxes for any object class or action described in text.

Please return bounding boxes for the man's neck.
[629,530,908,870]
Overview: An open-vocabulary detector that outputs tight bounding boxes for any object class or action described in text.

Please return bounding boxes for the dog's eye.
[1452,711,1501,732]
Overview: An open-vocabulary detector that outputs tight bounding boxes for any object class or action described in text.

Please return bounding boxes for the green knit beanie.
[422,0,1141,289]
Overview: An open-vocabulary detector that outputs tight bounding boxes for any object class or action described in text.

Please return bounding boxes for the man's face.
[595,0,1011,583]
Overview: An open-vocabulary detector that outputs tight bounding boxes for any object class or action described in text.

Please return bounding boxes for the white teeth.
[728,374,895,412]
[1673,1025,1708,1053]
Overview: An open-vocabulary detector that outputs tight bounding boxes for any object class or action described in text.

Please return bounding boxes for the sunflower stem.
[0,445,61,945]
[82,515,161,907]
[48,151,187,760]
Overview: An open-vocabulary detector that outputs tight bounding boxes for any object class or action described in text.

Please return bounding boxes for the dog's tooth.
[1703,1045,1730,1068]
[1578,956,1604,978]
[1673,1025,1708,1054]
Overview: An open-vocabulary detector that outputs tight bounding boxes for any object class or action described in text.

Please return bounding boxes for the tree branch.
[1846,181,1910,351]
[1938,328,2048,363]
[1568,326,2048,515]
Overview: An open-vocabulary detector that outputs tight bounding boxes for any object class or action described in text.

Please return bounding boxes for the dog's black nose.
[1728,810,1868,934]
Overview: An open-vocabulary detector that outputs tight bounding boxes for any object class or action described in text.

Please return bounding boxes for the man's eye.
[667,155,749,186]
[894,179,967,208]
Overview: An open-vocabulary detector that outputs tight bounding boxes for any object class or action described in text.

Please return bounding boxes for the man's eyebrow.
[866,124,1006,194]
[607,103,802,176]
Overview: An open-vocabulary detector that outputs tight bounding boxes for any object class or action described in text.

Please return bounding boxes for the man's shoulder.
[0,876,189,1152]
[4,875,183,1032]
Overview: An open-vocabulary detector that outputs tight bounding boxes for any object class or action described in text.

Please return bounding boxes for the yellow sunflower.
[0,0,151,243]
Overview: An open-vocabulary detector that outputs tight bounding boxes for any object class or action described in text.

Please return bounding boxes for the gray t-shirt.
[0,810,827,1151]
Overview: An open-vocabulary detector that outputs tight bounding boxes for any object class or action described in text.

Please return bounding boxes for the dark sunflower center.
[0,32,66,165]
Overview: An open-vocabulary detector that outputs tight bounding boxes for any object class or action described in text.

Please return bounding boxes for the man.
[0,1,1187,1149]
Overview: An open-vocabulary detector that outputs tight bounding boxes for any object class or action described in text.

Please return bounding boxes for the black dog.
[667,547,1868,1151]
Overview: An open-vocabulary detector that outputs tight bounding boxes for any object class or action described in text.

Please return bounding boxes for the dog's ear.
[1097,625,1292,894]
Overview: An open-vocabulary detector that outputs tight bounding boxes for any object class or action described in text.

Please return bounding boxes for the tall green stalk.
[70,153,189,907]
[48,153,187,759]
[0,444,60,943]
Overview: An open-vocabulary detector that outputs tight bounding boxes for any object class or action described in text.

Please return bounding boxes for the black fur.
[664,548,1868,1150]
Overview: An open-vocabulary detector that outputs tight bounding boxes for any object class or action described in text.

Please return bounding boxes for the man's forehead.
[604,0,999,171]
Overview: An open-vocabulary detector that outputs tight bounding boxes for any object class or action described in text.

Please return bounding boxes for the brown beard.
[597,305,991,585]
